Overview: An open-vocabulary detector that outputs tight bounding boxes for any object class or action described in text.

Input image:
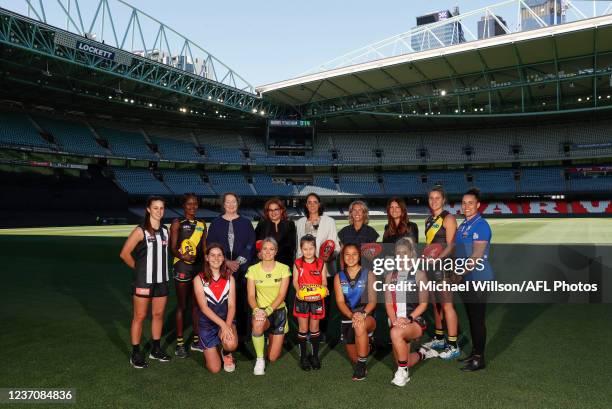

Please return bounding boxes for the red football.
[422,243,444,259]
[319,240,336,260]
[361,243,383,259]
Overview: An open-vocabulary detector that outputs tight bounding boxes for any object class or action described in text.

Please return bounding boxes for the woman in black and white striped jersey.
[120,196,171,369]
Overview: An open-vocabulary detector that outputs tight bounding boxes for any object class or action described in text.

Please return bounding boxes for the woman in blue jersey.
[193,244,238,373]
[334,243,377,381]
[455,188,493,372]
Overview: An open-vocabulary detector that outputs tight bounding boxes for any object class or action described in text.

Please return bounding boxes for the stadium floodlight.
[130,99,134,103]
[252,108,258,113]
[440,90,447,96]
[148,103,153,107]
[260,110,265,115]
[578,97,582,102]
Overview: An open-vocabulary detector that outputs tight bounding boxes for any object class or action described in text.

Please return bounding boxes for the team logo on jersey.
[433,223,440,229]
[312,269,321,276]
[266,273,272,279]
[473,232,479,239]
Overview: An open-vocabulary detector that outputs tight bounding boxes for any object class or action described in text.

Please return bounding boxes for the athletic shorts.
[132,282,169,298]
[340,317,375,345]
[174,269,197,282]
[265,307,289,335]
[293,297,325,320]
[198,318,236,350]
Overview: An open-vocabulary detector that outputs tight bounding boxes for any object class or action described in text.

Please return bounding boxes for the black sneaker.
[190,339,204,353]
[352,361,367,381]
[309,354,321,370]
[149,348,171,362]
[130,350,148,369]
[300,354,311,371]
[175,344,188,358]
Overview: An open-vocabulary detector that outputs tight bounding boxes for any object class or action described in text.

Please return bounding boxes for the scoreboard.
[266,119,314,150]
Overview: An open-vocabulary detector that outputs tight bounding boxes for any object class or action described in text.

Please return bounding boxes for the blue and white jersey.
[338,267,370,312]
[455,214,493,281]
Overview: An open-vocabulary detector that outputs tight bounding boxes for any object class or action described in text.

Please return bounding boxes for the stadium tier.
[104,167,609,197]
[0,112,54,150]
[2,112,612,166]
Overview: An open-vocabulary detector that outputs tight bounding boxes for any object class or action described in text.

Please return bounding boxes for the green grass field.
[1,219,611,408]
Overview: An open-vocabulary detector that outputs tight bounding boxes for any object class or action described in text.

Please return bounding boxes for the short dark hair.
[182,193,198,205]
[463,187,481,201]
[303,192,324,216]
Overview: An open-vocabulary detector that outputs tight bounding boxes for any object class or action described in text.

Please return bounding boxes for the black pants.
[461,287,488,357]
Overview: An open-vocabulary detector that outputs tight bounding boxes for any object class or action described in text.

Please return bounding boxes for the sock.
[297,331,308,358]
[447,335,458,348]
[435,328,445,340]
[176,337,184,347]
[152,339,160,351]
[252,333,265,358]
[132,344,140,354]
[193,335,199,344]
[310,331,321,358]
[398,360,408,371]
[358,356,367,365]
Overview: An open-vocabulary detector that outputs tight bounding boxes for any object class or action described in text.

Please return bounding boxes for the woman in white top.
[295,193,340,265]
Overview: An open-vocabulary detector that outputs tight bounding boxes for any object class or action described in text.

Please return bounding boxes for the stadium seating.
[569,175,612,192]
[425,171,469,194]
[471,169,517,193]
[34,116,107,156]
[207,172,253,195]
[519,167,566,193]
[160,169,215,195]
[338,174,383,195]
[112,168,172,195]
[204,145,245,164]
[150,135,202,162]
[383,172,426,195]
[0,112,54,150]
[252,174,294,196]
[96,127,157,160]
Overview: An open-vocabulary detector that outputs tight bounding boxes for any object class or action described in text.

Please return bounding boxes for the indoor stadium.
[0,0,611,407]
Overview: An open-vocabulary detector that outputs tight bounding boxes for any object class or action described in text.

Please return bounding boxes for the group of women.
[119,188,492,384]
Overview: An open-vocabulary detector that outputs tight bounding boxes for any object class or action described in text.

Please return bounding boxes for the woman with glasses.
[255,197,296,268]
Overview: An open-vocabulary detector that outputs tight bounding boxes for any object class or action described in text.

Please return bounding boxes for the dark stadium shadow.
[49,237,133,358]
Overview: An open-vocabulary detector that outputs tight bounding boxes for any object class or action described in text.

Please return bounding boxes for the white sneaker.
[422,338,446,350]
[418,344,440,360]
[391,367,410,387]
[253,358,266,375]
[439,345,460,360]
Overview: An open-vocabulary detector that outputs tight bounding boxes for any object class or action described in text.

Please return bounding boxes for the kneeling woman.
[193,244,238,373]
[385,238,434,387]
[334,243,377,381]
[246,237,291,376]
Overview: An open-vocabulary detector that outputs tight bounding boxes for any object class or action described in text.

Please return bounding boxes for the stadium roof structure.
[0,1,284,124]
[258,0,612,129]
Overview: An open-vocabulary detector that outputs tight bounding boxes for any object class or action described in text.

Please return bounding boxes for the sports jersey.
[133,224,169,286]
[199,274,230,324]
[338,267,370,312]
[455,213,493,281]
[173,218,206,277]
[425,210,450,245]
[295,257,324,287]
[389,268,419,318]
[245,262,291,309]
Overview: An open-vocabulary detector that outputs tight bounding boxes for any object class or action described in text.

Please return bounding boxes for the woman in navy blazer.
[206,192,256,337]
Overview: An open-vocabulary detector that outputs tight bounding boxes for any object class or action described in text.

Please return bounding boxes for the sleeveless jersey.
[425,210,450,245]
[134,224,169,285]
[389,268,419,318]
[338,267,370,312]
[199,273,230,324]
[295,257,324,287]
[173,218,206,273]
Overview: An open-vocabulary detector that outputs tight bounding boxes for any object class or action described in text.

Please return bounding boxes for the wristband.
[265,306,274,316]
